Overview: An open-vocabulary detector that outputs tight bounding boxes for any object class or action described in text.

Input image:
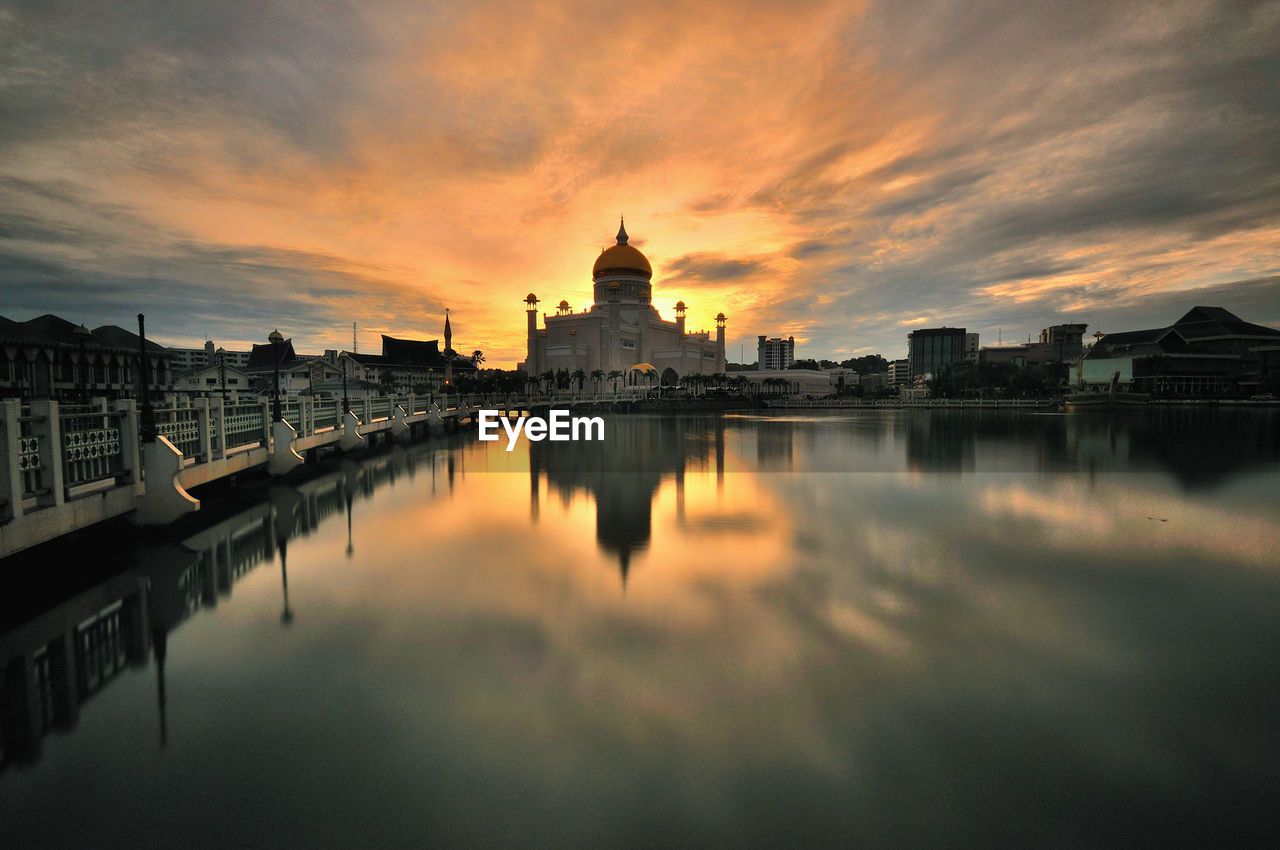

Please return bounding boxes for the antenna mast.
[352,322,358,354]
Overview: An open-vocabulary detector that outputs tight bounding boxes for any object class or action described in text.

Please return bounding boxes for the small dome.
[525,292,538,302]
[675,300,686,310]
[558,299,570,309]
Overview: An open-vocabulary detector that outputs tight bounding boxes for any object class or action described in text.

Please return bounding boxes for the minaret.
[444,309,453,386]
[675,301,687,375]
[524,293,540,375]
[617,215,628,245]
[716,313,727,373]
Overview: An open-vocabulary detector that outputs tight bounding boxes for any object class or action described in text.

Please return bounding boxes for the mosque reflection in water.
[528,415,726,586]
[2,407,1277,784]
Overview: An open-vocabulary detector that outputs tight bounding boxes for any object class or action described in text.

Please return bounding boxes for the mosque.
[519,219,726,384]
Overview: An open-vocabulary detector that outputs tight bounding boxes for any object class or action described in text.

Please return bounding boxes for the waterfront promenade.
[7,390,1275,559]
[0,393,490,559]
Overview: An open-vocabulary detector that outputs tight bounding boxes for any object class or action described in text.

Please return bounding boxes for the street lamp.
[216,347,227,402]
[268,329,284,422]
[74,323,92,403]
[339,351,350,415]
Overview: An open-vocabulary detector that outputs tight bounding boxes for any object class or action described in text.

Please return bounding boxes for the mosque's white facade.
[519,220,726,384]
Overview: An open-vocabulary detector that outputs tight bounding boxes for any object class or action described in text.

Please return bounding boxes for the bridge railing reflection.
[0,438,438,771]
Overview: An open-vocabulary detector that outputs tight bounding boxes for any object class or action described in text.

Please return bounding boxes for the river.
[2,408,1278,847]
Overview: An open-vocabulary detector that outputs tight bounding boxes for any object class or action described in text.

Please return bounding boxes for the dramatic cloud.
[1,0,1277,363]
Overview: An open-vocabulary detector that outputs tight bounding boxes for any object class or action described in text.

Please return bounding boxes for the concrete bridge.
[0,393,516,560]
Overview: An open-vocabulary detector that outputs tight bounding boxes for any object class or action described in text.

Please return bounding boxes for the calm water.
[3,409,1279,847]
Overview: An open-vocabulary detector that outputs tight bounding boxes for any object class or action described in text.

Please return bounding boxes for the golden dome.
[593,218,652,280]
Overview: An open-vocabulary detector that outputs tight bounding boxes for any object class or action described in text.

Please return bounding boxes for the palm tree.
[571,368,587,395]
[590,369,605,396]
[608,369,623,394]
[471,350,485,367]
[539,370,555,395]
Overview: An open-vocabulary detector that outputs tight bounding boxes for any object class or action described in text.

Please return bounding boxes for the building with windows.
[1040,324,1088,361]
[244,337,345,400]
[173,363,253,400]
[519,219,726,385]
[888,359,910,386]
[757,336,795,371]
[907,327,967,381]
[168,342,251,373]
[0,314,173,401]
[980,342,1054,368]
[965,333,980,362]
[1079,306,1280,396]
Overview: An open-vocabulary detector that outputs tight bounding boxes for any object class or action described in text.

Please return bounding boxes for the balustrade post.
[262,399,272,446]
[363,396,372,423]
[304,397,314,436]
[194,398,212,463]
[212,397,227,460]
[2,398,22,521]
[29,399,65,507]
[115,399,139,486]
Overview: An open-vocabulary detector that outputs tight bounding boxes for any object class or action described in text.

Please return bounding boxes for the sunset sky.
[2,0,1278,367]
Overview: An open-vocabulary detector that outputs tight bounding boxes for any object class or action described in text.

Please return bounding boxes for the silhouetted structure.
[0,314,173,401]
[1082,306,1280,395]
[520,218,727,384]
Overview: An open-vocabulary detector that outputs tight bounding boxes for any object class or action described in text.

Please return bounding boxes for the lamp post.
[269,329,283,422]
[216,347,227,402]
[74,323,92,403]
[339,351,350,415]
[138,314,156,443]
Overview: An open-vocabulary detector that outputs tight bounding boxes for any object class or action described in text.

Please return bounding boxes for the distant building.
[245,337,346,400]
[907,327,967,381]
[337,316,474,394]
[740,368,831,396]
[860,372,888,391]
[980,342,1055,368]
[1040,324,1087,361]
[887,359,910,385]
[168,342,251,373]
[979,323,1086,369]
[757,335,796,371]
[1078,306,1280,396]
[824,367,859,391]
[965,333,980,362]
[168,343,212,373]
[173,362,253,400]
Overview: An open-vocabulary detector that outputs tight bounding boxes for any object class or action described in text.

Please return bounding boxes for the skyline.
[2,1,1279,366]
